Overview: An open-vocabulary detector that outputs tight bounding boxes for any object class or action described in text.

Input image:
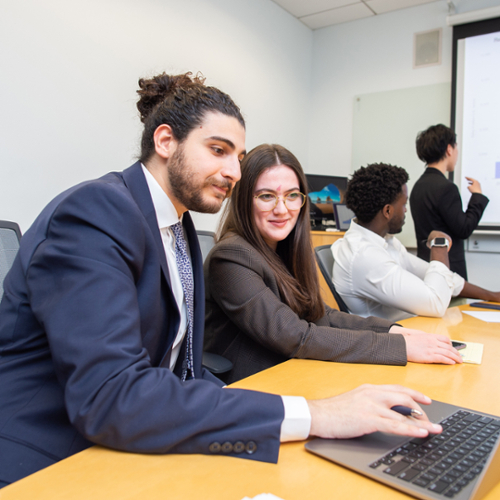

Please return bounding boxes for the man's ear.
[153,124,177,159]
[446,143,454,158]
[382,203,393,221]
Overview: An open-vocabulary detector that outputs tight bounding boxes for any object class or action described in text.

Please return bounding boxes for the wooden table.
[3,305,500,500]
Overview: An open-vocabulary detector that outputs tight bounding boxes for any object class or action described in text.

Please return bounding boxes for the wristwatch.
[430,237,449,248]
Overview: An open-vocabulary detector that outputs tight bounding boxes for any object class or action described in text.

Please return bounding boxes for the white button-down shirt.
[142,165,189,370]
[332,220,465,322]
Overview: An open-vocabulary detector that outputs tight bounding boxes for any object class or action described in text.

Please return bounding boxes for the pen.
[391,405,423,417]
[469,302,500,311]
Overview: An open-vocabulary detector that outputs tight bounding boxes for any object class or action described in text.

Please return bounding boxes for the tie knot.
[170,221,183,236]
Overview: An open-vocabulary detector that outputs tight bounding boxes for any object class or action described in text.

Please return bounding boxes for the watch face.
[434,237,446,245]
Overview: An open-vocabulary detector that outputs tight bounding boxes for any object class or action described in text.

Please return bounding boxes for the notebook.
[332,203,355,231]
[305,399,500,500]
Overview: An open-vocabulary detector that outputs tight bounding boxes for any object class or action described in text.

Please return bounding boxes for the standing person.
[410,124,489,279]
[0,73,443,488]
[203,144,462,385]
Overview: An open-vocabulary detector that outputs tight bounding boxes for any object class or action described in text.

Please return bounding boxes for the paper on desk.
[453,340,483,364]
[241,495,285,500]
[463,311,500,323]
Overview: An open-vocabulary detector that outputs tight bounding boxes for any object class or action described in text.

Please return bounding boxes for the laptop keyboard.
[369,410,500,498]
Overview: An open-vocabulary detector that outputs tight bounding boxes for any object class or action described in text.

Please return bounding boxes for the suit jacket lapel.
[121,162,172,288]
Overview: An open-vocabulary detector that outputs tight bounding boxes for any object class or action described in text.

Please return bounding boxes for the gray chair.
[314,244,350,313]
[196,230,216,263]
[195,229,233,375]
[0,220,22,300]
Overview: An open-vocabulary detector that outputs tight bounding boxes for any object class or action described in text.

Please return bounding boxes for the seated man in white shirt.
[332,163,500,322]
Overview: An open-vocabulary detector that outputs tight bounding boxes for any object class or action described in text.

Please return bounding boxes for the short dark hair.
[416,124,456,165]
[220,144,325,322]
[136,72,245,163]
[346,163,409,224]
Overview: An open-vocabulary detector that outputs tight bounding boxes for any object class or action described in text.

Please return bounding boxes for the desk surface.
[3,305,500,500]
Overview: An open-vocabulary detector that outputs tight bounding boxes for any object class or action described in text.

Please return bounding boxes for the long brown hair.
[219,144,325,322]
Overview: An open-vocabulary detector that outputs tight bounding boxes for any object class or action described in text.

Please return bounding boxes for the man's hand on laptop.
[307,384,442,439]
[389,325,463,365]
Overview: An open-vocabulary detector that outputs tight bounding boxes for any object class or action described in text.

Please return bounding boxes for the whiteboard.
[455,30,500,229]
[352,83,451,247]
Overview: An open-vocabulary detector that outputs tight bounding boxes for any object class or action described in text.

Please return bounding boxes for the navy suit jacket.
[0,163,283,485]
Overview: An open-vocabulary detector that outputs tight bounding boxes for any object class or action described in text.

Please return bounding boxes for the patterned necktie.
[170,221,195,381]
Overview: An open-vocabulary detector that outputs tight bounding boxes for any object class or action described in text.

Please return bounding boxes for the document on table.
[453,340,483,364]
[463,311,500,323]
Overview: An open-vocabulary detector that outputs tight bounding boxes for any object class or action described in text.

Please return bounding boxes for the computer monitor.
[333,203,355,231]
[305,174,348,230]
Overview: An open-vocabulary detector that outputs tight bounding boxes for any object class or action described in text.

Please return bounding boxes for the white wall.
[308,0,500,177]
[0,0,312,232]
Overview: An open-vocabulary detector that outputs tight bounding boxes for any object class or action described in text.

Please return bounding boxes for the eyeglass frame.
[253,191,307,211]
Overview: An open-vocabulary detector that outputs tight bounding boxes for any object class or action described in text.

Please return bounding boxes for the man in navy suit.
[0,72,441,487]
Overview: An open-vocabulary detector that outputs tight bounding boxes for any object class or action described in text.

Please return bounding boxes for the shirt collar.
[349,218,394,248]
[141,164,181,229]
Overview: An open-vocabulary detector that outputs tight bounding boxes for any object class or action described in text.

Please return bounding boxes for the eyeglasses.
[253,192,307,211]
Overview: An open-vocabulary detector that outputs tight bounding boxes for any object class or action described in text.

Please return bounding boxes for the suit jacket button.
[234,441,245,453]
[245,441,257,454]
[209,442,221,453]
[221,441,233,453]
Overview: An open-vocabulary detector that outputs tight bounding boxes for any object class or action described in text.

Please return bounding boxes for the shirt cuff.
[452,273,465,296]
[280,395,311,442]
[428,260,465,296]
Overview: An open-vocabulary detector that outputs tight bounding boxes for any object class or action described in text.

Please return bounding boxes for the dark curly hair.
[416,124,456,165]
[346,163,409,224]
[136,72,245,163]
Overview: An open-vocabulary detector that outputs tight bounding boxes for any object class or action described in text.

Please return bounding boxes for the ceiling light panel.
[272,0,358,18]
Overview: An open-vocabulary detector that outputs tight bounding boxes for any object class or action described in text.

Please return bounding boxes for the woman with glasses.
[203,144,462,384]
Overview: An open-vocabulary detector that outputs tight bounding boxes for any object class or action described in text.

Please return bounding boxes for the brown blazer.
[203,233,407,384]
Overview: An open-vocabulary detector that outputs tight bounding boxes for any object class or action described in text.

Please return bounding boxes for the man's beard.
[388,217,404,235]
[167,145,233,214]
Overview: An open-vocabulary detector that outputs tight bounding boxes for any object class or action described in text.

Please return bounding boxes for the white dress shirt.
[141,165,311,441]
[332,220,465,322]
[142,165,189,370]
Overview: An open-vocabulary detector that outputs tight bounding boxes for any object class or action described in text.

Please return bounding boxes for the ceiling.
[270,0,442,29]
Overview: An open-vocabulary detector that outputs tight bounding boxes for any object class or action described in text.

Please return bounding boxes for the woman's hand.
[389,326,463,364]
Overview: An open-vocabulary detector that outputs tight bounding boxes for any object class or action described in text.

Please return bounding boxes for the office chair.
[195,229,233,375]
[314,244,350,313]
[196,230,216,263]
[0,220,22,300]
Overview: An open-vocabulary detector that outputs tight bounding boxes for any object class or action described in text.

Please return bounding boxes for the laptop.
[305,400,500,500]
[333,203,355,231]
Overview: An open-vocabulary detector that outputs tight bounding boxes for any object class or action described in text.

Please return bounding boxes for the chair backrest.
[314,244,350,313]
[0,220,22,300]
[196,230,216,264]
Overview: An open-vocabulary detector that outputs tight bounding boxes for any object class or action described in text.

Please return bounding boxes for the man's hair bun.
[136,72,206,123]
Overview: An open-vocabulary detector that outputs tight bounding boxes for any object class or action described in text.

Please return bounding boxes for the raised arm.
[438,182,488,240]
